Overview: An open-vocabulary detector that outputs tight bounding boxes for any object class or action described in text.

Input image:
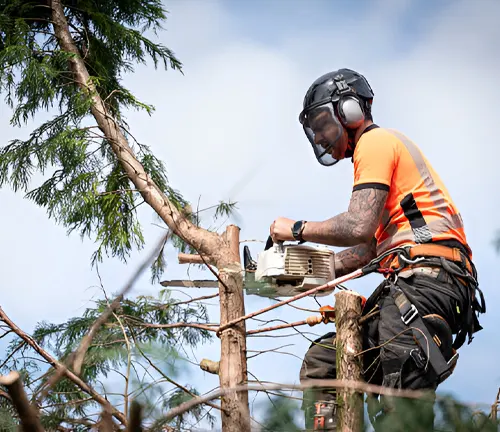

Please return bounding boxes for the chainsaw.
[243,236,336,298]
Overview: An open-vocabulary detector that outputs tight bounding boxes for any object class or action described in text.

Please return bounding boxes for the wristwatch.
[291,220,307,242]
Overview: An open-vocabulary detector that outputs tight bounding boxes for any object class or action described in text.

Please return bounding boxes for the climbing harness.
[359,242,485,383]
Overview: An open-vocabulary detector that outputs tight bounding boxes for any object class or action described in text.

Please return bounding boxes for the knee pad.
[421,314,454,361]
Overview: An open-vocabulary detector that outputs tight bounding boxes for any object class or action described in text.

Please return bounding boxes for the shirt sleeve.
[352,131,397,192]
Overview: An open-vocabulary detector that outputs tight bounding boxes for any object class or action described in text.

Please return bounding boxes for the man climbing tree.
[269,68,486,430]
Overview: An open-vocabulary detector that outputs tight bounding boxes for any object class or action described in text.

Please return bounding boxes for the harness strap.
[390,283,458,382]
[380,243,473,275]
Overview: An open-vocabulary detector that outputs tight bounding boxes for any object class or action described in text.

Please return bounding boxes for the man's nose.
[314,133,325,146]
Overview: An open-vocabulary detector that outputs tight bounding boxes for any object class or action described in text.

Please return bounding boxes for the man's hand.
[270,217,296,242]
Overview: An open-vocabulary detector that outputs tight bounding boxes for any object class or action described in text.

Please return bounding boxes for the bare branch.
[126,400,143,431]
[137,322,218,332]
[71,234,167,375]
[0,308,127,425]
[129,329,223,413]
[216,269,363,335]
[160,280,219,289]
[247,320,309,335]
[98,408,114,432]
[161,379,431,422]
[168,292,220,306]
[0,371,45,432]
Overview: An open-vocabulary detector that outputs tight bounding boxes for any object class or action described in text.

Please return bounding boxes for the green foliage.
[369,395,499,432]
[0,291,215,429]
[147,387,217,431]
[0,0,190,268]
[260,395,302,432]
[259,393,499,432]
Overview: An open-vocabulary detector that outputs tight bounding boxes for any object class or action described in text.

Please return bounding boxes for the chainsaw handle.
[264,235,284,251]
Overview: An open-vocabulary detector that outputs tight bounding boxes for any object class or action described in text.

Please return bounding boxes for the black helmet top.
[299,68,374,125]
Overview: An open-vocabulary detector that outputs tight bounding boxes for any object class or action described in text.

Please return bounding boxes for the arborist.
[269,68,486,430]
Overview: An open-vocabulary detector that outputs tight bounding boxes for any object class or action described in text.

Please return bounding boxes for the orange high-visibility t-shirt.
[352,127,471,258]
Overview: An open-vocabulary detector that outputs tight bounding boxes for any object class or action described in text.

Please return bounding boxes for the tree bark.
[50,0,225,263]
[50,3,251,430]
[0,371,45,432]
[335,291,364,432]
[217,225,250,432]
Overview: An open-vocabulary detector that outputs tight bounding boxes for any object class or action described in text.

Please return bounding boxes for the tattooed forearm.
[301,188,388,247]
[333,238,377,277]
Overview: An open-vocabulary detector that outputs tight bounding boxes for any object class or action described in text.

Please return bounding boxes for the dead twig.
[161,379,431,422]
[0,371,45,432]
[247,320,309,335]
[126,400,143,431]
[491,387,500,420]
[217,269,363,335]
[98,408,114,432]
[169,292,220,306]
[72,234,167,375]
[129,328,223,413]
[0,307,127,425]
[137,322,218,332]
[36,235,166,409]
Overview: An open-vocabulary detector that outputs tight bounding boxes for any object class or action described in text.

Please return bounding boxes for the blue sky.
[1,0,499,429]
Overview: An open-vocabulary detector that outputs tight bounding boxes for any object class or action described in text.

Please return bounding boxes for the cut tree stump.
[335,290,364,432]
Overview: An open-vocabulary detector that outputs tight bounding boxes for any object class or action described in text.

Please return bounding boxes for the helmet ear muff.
[333,73,365,129]
[337,96,365,129]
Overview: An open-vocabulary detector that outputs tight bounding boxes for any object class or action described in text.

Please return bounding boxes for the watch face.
[293,220,304,237]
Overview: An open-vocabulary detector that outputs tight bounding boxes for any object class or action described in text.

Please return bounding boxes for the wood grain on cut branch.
[0,307,127,425]
[0,371,45,432]
[200,359,220,375]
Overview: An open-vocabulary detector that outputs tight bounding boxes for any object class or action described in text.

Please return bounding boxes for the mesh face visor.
[299,103,344,166]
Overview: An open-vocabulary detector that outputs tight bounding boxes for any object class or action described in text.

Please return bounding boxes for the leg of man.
[373,270,465,431]
[299,316,381,431]
[300,332,337,431]
[299,269,465,431]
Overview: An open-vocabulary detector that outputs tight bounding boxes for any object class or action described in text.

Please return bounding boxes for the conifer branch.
[0,307,127,425]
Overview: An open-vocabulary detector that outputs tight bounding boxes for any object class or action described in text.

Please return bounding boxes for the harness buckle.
[401,304,419,325]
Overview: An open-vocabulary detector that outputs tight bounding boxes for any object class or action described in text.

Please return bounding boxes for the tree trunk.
[335,291,364,432]
[50,0,225,262]
[50,2,251,430]
[218,225,250,432]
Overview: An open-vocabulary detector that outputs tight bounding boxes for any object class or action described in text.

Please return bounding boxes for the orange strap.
[380,244,472,275]
[408,244,473,275]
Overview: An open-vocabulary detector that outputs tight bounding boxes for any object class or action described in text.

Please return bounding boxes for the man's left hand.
[270,217,295,242]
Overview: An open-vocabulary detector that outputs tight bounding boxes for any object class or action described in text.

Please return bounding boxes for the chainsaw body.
[244,241,335,298]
